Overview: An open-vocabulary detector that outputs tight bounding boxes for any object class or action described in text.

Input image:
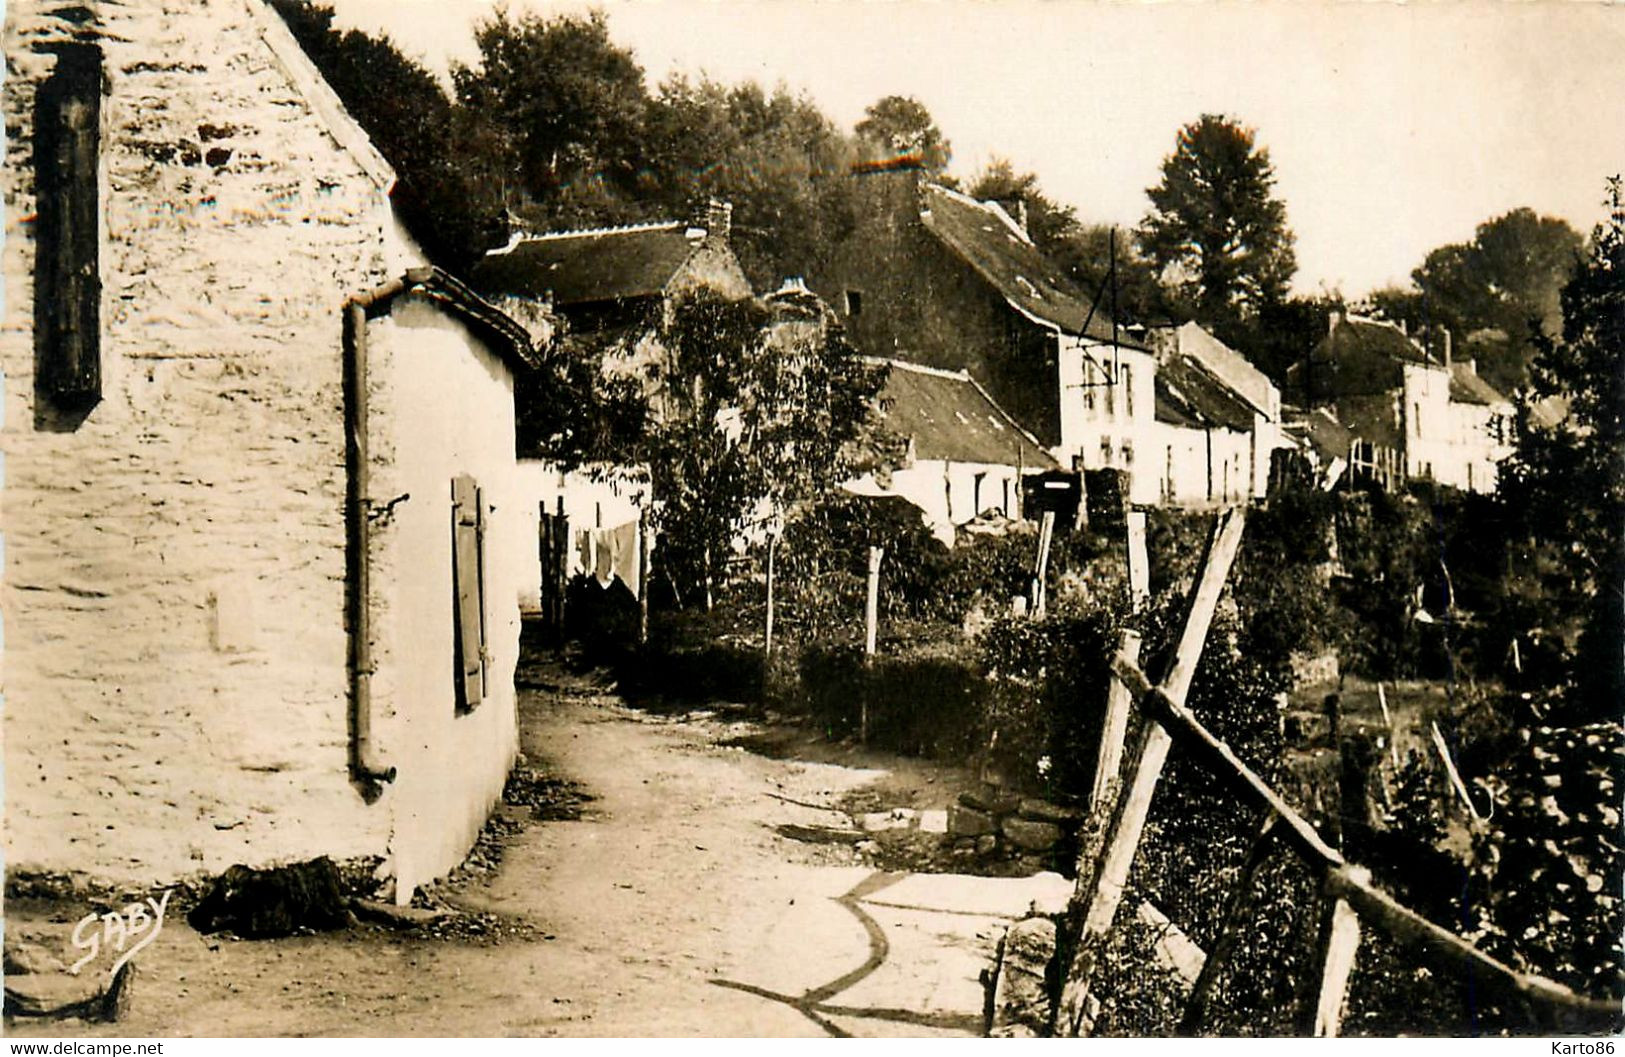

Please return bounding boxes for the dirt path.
[8,680,1066,1037]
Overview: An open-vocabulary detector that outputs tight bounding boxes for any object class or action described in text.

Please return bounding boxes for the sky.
[328,0,1625,299]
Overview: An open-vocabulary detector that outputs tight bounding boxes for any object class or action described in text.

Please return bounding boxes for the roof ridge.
[864,356,972,381]
[486,219,687,257]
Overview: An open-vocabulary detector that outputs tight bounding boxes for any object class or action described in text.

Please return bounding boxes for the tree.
[1139,114,1297,328]
[644,77,860,287]
[269,0,508,269]
[645,291,889,608]
[854,95,951,173]
[1499,178,1625,721]
[1374,209,1584,393]
[452,9,651,229]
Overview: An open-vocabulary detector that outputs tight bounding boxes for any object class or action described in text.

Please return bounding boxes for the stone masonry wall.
[2,0,402,884]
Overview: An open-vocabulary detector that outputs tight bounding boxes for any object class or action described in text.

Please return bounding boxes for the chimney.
[1014,198,1029,236]
[702,198,732,243]
[1442,327,1452,368]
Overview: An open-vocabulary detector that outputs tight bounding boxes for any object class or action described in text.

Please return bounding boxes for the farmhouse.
[3,0,542,901]
[1292,312,1512,493]
[846,358,1061,542]
[808,158,1148,467]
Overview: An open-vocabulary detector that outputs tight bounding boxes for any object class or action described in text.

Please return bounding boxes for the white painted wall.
[365,299,522,902]
[1058,339,1160,505]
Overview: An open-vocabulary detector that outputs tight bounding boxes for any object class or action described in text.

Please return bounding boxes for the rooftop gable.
[1154,355,1257,432]
[918,184,1142,350]
[1175,322,1277,418]
[869,358,1061,469]
[470,221,707,307]
[1449,362,1510,407]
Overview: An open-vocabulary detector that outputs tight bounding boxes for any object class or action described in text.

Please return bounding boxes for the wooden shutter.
[35,44,103,410]
[452,475,485,710]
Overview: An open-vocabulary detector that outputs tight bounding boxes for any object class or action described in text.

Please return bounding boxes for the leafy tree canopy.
[1368,208,1584,394]
[1499,178,1625,721]
[855,95,952,173]
[1139,114,1297,329]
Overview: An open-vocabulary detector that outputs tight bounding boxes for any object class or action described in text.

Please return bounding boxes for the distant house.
[3,0,542,902]
[845,358,1061,543]
[1153,353,1259,507]
[808,159,1148,475]
[1292,312,1511,493]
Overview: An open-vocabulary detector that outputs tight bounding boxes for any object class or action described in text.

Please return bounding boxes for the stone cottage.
[3,0,543,902]
[806,158,1150,471]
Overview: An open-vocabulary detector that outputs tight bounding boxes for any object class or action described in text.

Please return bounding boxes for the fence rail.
[1056,506,1621,1037]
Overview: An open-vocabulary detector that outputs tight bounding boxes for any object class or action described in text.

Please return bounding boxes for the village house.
[2,0,545,902]
[806,158,1149,482]
[844,358,1062,543]
[1292,312,1512,493]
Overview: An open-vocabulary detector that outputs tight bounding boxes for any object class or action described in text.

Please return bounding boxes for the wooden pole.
[1430,721,1480,820]
[1089,629,1141,812]
[1179,812,1280,1035]
[1376,683,1400,768]
[863,545,883,744]
[1300,883,1364,1037]
[1059,506,1248,1036]
[637,505,650,646]
[1126,510,1149,609]
[1105,655,1621,1033]
[763,534,777,657]
[1032,510,1056,618]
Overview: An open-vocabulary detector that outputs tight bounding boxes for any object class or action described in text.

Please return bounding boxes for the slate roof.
[1154,355,1257,432]
[871,358,1061,469]
[1449,362,1510,407]
[471,221,705,307]
[1285,407,1356,464]
[1299,316,1437,398]
[919,185,1143,350]
[1174,322,1277,417]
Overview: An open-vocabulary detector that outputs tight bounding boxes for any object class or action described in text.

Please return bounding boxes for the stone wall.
[2,0,407,884]
[807,168,1064,447]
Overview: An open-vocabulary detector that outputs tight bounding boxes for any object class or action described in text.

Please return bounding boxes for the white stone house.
[846,359,1061,543]
[2,0,543,902]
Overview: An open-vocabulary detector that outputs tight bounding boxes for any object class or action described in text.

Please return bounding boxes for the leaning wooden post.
[1376,682,1400,768]
[1089,629,1141,812]
[862,545,884,744]
[1299,872,1366,1037]
[1032,509,1057,618]
[1179,812,1280,1035]
[1058,506,1247,1037]
[763,533,777,658]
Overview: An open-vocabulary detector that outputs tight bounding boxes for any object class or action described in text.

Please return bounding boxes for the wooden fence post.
[1299,878,1364,1037]
[1126,510,1149,608]
[637,505,650,646]
[764,533,777,658]
[1058,506,1247,1037]
[1089,629,1141,812]
[863,545,883,744]
[1032,510,1057,618]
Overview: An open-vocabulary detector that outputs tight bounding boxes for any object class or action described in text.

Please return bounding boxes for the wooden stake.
[1126,510,1149,610]
[1179,812,1280,1035]
[863,545,883,745]
[1089,629,1141,812]
[764,534,777,657]
[637,505,650,646]
[1376,683,1399,768]
[1430,721,1480,820]
[1032,509,1056,618]
[1059,506,1248,1036]
[1300,884,1363,1037]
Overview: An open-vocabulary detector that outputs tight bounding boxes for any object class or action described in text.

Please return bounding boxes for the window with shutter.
[35,43,104,423]
[451,474,487,711]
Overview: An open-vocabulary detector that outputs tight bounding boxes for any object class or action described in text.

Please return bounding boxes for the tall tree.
[452,9,650,229]
[1374,209,1584,393]
[854,95,951,173]
[646,292,888,608]
[1139,114,1297,328]
[1499,178,1625,722]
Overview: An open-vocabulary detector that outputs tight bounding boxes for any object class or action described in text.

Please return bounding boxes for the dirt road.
[8,679,1067,1037]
